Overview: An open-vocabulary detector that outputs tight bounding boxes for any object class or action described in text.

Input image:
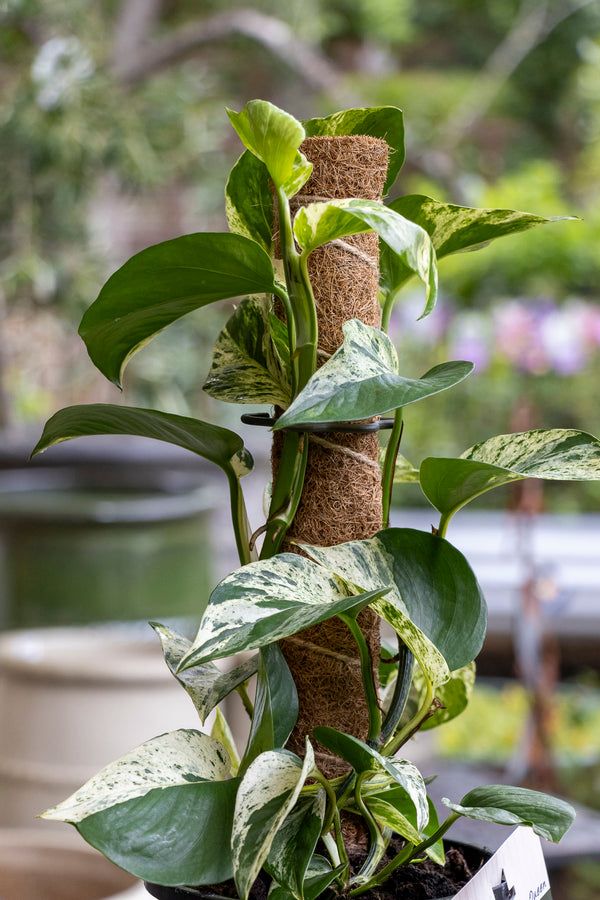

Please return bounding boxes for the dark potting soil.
[148,840,489,900]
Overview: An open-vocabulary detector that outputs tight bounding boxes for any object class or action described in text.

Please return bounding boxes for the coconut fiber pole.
[273,135,389,778]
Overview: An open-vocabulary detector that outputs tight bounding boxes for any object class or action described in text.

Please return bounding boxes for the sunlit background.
[1,2,600,898]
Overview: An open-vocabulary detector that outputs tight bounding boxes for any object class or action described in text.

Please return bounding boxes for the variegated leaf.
[301,527,486,676]
[211,708,241,776]
[381,451,420,483]
[233,742,317,900]
[420,428,600,527]
[304,106,405,194]
[269,856,345,900]
[265,792,326,900]
[293,199,437,314]
[312,728,427,831]
[417,662,476,731]
[227,100,312,196]
[365,796,421,846]
[241,644,298,776]
[151,623,258,724]
[275,319,472,429]
[203,296,291,407]
[443,785,576,843]
[41,730,238,885]
[179,553,391,669]
[42,729,231,823]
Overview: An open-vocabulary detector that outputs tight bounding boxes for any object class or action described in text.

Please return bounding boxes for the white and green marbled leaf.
[420,428,600,526]
[275,319,472,429]
[179,553,391,669]
[233,742,317,900]
[203,296,291,407]
[151,623,258,724]
[41,729,231,823]
[265,792,326,900]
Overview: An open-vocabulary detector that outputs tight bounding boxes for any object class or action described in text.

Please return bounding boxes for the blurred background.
[1,1,600,898]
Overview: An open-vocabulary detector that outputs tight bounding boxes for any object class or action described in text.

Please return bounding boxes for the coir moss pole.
[272,135,389,777]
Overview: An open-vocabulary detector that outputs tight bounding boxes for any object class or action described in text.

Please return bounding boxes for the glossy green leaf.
[211,708,241,776]
[179,554,391,669]
[265,793,326,900]
[294,199,437,314]
[241,644,299,776]
[417,662,475,731]
[275,320,472,429]
[312,728,427,830]
[78,233,277,387]
[203,296,291,407]
[151,623,258,724]
[422,797,445,865]
[365,796,421,846]
[444,785,576,843]
[420,429,600,526]
[227,100,312,195]
[32,404,252,477]
[42,730,237,885]
[301,527,486,675]
[232,742,317,900]
[304,106,405,195]
[226,151,273,251]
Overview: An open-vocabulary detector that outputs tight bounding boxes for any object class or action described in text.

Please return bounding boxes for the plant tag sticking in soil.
[452,826,552,899]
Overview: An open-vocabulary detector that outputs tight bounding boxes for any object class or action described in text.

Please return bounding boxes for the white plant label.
[454,826,552,899]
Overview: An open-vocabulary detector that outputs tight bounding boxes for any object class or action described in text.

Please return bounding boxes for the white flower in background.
[31,36,94,110]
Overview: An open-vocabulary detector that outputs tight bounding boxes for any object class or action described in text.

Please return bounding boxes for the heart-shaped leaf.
[416,662,475,731]
[78,232,277,387]
[302,527,486,675]
[241,644,299,776]
[293,199,437,315]
[275,320,472,429]
[233,742,317,900]
[420,428,600,529]
[42,730,238,885]
[227,100,312,196]
[179,553,391,669]
[265,793,326,900]
[203,296,291,407]
[151,623,258,724]
[269,856,345,900]
[304,106,405,195]
[443,785,576,843]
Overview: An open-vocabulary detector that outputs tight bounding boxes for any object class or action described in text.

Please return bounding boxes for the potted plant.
[32,100,600,899]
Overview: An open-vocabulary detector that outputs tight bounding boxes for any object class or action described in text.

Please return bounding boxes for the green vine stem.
[379,639,414,745]
[383,672,434,756]
[235,681,254,719]
[349,772,387,886]
[226,469,256,566]
[381,409,403,529]
[338,613,381,744]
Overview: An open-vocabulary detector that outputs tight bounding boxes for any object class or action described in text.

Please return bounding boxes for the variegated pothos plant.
[34,100,598,897]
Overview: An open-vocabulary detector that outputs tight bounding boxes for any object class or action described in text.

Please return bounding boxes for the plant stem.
[236,681,254,718]
[314,771,340,837]
[349,772,387,886]
[380,639,414,745]
[260,431,308,558]
[227,470,255,566]
[437,512,451,539]
[381,409,403,529]
[383,673,434,756]
[338,613,381,744]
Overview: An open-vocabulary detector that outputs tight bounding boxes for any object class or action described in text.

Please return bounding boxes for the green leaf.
[42,730,238,885]
[387,453,420,484]
[304,106,405,195]
[301,527,486,675]
[269,856,345,900]
[443,785,576,843]
[417,662,476,731]
[420,428,600,527]
[312,728,427,831]
[32,404,252,476]
[179,554,391,668]
[293,199,437,315]
[232,742,317,900]
[265,793,326,900]
[365,796,422,846]
[422,797,445,865]
[389,194,567,258]
[78,232,276,387]
[211,708,241,776]
[151,623,258,724]
[203,296,292,407]
[242,644,299,776]
[274,320,472,429]
[226,151,273,252]
[227,100,312,195]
